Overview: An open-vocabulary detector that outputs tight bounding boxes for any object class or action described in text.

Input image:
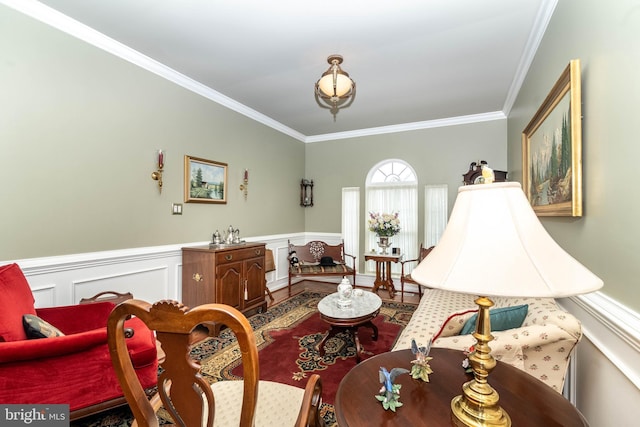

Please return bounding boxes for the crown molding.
[3,0,308,142]
[5,0,513,145]
[304,111,507,143]
[502,0,558,115]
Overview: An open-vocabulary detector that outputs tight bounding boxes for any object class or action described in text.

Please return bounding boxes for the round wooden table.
[317,292,382,363]
[335,348,589,426]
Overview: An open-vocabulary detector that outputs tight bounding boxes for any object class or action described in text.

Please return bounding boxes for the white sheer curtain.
[366,183,418,275]
[341,187,360,270]
[424,184,448,247]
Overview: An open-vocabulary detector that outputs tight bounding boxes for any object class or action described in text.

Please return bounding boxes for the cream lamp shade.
[411,182,603,298]
[410,182,602,427]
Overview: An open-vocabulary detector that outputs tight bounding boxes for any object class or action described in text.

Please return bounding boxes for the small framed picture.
[184,155,228,204]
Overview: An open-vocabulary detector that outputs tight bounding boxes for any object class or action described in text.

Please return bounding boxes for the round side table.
[335,348,589,426]
[316,292,382,363]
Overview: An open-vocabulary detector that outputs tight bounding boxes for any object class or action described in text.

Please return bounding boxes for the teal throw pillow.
[459,304,528,336]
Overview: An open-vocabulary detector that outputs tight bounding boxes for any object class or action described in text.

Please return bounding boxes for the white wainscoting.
[558,293,640,427]
[7,232,356,307]
[5,233,639,426]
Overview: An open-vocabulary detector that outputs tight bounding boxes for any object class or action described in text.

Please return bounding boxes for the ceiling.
[23,0,555,142]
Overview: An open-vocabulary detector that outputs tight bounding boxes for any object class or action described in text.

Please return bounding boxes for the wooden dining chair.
[399,244,435,302]
[108,299,324,427]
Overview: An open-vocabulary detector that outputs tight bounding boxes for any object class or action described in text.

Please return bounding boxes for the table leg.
[317,325,338,358]
[372,260,384,294]
[384,261,396,298]
[351,327,363,363]
[361,320,378,341]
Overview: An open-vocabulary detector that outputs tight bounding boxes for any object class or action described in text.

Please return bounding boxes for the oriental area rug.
[72,290,416,427]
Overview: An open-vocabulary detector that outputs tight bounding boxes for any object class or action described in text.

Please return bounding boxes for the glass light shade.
[317,72,353,98]
[411,182,603,298]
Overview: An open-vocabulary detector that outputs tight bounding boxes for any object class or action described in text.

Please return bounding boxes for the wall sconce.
[151,149,164,194]
[239,169,248,200]
[300,179,314,207]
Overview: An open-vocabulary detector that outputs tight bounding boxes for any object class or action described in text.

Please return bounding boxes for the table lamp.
[411,182,603,427]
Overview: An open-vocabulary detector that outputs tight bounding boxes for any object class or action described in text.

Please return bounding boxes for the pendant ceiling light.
[314,54,356,120]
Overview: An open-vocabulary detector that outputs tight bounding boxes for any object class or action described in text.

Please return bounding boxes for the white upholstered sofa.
[393,288,582,392]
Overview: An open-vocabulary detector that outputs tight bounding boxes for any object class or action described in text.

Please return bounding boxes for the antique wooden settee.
[287,240,356,296]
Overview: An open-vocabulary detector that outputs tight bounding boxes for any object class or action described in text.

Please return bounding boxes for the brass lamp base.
[451,296,511,427]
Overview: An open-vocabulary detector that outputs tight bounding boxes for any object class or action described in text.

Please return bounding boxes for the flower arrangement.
[368,212,400,237]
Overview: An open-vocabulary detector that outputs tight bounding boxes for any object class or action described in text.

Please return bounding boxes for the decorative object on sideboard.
[239,169,249,200]
[209,225,243,247]
[462,160,507,185]
[522,59,582,217]
[184,155,228,204]
[151,149,164,193]
[300,179,314,207]
[411,181,603,427]
[314,54,356,121]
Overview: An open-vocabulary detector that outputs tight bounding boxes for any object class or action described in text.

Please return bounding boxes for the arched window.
[365,159,418,275]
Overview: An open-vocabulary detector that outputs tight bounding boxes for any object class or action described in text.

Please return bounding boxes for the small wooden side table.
[365,253,402,298]
[335,348,589,427]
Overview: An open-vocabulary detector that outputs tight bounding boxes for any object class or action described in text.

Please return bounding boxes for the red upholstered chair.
[0,263,158,420]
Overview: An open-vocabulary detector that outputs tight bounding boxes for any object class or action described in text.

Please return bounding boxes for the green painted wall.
[0,6,305,260]
[0,5,507,263]
[507,0,640,311]
[304,120,507,271]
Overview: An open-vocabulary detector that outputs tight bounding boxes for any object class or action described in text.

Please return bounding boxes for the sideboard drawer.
[215,246,263,263]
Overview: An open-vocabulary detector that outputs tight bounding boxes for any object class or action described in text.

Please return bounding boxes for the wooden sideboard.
[182,243,266,334]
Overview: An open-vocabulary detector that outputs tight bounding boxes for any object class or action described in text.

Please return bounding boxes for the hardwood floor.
[268,279,422,306]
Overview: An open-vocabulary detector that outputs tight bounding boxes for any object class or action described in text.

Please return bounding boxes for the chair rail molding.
[560,292,640,389]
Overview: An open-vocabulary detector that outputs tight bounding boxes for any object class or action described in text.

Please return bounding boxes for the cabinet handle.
[255,249,262,255]
[192,273,204,282]
[225,254,233,261]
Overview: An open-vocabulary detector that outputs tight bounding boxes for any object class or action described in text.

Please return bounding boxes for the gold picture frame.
[522,59,582,217]
[184,155,228,204]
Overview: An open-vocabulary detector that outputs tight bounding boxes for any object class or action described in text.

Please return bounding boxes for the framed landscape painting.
[184,155,228,204]
[522,59,583,217]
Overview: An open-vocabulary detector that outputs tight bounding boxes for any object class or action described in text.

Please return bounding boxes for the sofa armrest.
[343,252,356,268]
[0,328,107,363]
[433,323,580,371]
[435,323,579,350]
[37,301,115,334]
